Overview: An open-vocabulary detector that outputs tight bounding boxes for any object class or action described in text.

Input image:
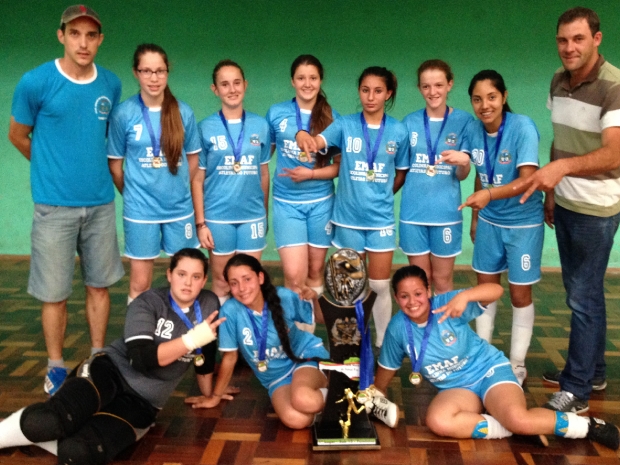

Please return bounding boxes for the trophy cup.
[312,248,380,450]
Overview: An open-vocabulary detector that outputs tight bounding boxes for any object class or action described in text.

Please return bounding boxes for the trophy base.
[312,413,380,451]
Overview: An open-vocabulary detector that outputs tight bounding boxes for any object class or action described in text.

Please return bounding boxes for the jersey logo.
[386,141,396,155]
[331,317,361,346]
[279,118,288,132]
[94,96,112,121]
[499,149,512,164]
[441,329,456,346]
[250,134,260,146]
[445,133,458,147]
[410,132,418,147]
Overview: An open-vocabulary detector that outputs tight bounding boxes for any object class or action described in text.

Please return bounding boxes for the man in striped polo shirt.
[519,7,620,413]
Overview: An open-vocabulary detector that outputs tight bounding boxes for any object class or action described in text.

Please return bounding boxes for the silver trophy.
[324,248,368,306]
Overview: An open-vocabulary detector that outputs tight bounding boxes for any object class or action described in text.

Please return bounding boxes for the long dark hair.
[170,248,209,276]
[133,43,184,175]
[291,55,334,169]
[358,66,398,111]
[391,265,429,294]
[224,254,305,363]
[467,69,512,113]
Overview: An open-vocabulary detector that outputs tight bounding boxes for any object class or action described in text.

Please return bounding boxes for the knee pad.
[21,402,64,443]
[58,435,103,465]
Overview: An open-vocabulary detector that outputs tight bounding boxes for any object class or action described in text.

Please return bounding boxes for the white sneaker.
[361,386,399,428]
[512,365,527,386]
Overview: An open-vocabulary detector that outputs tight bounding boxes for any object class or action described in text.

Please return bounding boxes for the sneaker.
[367,395,399,428]
[587,417,620,450]
[44,367,68,396]
[542,370,607,391]
[512,365,527,386]
[542,391,589,414]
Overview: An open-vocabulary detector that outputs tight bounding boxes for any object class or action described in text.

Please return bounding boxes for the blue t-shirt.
[197,111,271,223]
[11,60,121,206]
[219,287,329,392]
[267,100,339,203]
[461,113,544,227]
[379,289,508,390]
[107,94,201,222]
[321,113,409,229]
[399,108,473,225]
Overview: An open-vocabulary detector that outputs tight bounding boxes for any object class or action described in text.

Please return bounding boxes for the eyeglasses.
[137,69,168,78]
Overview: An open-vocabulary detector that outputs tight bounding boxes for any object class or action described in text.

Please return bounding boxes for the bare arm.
[393,169,407,194]
[185,350,238,409]
[190,169,214,249]
[518,126,620,202]
[8,117,32,161]
[374,366,397,394]
[295,131,326,154]
[108,158,124,194]
[279,154,341,182]
[433,283,504,322]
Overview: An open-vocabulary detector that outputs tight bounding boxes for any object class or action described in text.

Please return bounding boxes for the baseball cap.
[60,5,101,28]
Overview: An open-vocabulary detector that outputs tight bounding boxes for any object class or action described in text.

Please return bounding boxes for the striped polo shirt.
[548,55,620,217]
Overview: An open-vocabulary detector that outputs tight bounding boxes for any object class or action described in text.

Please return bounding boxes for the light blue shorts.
[472,219,543,285]
[273,197,334,249]
[400,222,462,257]
[333,225,396,253]
[124,215,199,259]
[207,218,267,255]
[28,202,124,302]
[459,362,521,404]
[268,361,322,398]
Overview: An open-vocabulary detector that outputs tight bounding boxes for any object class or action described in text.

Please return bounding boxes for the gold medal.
[409,372,422,386]
[298,151,309,163]
[257,360,268,372]
[426,165,436,177]
[152,157,162,169]
[233,162,241,173]
[366,170,375,181]
[194,354,205,367]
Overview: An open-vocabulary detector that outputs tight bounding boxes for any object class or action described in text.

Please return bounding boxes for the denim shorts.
[399,222,462,257]
[207,218,267,255]
[124,215,199,259]
[333,224,396,253]
[273,197,334,249]
[28,202,124,302]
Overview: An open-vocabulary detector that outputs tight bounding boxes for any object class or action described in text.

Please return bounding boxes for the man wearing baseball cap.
[8,5,124,396]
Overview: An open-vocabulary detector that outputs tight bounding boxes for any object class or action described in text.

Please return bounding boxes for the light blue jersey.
[400,108,473,225]
[379,290,507,390]
[267,100,339,203]
[321,113,409,229]
[11,60,121,206]
[462,113,544,227]
[219,287,328,392]
[107,94,201,223]
[198,111,271,223]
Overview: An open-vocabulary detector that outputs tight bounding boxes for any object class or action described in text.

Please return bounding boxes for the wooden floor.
[1,257,620,464]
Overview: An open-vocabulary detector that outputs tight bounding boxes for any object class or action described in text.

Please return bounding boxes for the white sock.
[554,411,589,438]
[127,295,134,306]
[510,303,535,367]
[481,413,513,439]
[369,279,392,347]
[309,285,324,297]
[47,358,65,369]
[218,294,230,306]
[319,387,328,402]
[36,440,58,455]
[0,408,34,448]
[475,301,497,342]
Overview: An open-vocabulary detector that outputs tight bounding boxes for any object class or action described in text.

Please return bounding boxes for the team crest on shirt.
[410,132,418,147]
[279,118,288,132]
[250,134,260,146]
[445,133,458,147]
[94,96,112,120]
[441,329,457,346]
[331,317,361,346]
[386,141,397,155]
[499,149,512,164]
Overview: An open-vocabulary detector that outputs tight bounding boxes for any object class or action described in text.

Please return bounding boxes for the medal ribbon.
[402,310,434,375]
[355,299,374,390]
[138,94,161,160]
[423,106,450,167]
[218,110,246,164]
[293,97,311,133]
[245,303,269,364]
[360,112,386,173]
[168,292,203,356]
[482,113,506,187]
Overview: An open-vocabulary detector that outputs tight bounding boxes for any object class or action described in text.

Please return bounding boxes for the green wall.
[1,0,619,266]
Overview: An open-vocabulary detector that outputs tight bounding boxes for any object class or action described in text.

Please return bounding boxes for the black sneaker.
[542,391,589,414]
[587,417,620,450]
[542,370,607,391]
